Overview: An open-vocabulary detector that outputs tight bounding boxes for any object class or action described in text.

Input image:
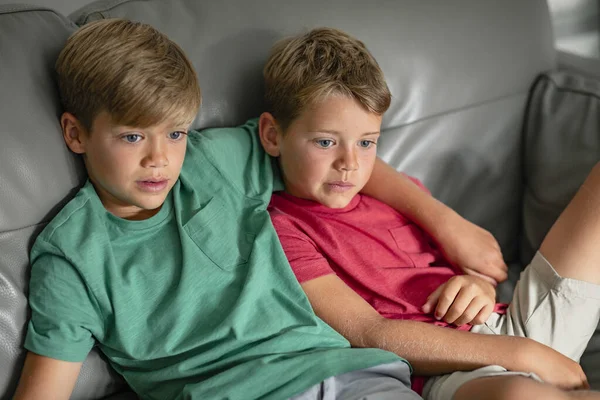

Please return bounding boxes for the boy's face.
[273,96,381,208]
[63,111,189,220]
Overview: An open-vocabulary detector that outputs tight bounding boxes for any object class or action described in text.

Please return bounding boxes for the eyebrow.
[309,130,380,136]
[112,125,190,134]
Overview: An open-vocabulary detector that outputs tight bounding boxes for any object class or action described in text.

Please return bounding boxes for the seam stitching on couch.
[1,5,56,16]
[81,0,147,24]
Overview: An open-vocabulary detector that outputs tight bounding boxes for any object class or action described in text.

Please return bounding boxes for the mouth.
[326,181,355,193]
[136,178,169,193]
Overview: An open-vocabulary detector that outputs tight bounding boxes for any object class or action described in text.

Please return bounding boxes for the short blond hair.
[263,27,390,130]
[56,19,201,131]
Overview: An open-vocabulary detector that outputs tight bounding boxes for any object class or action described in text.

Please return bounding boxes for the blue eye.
[169,131,186,140]
[316,139,334,148]
[124,134,141,143]
[359,140,375,148]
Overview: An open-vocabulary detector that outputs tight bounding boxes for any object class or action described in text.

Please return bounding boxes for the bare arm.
[13,352,81,400]
[302,274,581,380]
[362,159,507,284]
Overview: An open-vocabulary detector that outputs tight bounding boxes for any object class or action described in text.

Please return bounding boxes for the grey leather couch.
[2,0,600,398]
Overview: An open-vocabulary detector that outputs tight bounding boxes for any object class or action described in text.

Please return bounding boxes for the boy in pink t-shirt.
[259,27,600,400]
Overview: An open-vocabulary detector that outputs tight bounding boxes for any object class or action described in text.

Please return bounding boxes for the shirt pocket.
[389,224,433,254]
[183,196,255,271]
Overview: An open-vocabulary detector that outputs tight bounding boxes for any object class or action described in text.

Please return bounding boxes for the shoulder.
[268,195,309,234]
[185,118,261,173]
[268,205,299,232]
[37,182,98,242]
[192,118,258,150]
[32,181,107,261]
[185,118,278,200]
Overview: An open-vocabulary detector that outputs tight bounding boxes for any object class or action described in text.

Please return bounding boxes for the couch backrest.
[0,0,556,397]
[70,0,556,265]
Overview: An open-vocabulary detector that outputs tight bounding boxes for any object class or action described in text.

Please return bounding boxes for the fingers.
[463,268,498,286]
[433,280,463,322]
[580,371,590,390]
[468,303,493,326]
[581,379,591,390]
[466,228,509,283]
[431,276,496,325]
[484,260,508,283]
[439,288,475,325]
[424,276,496,326]
[452,300,494,326]
[463,258,508,284]
[473,251,508,281]
[422,283,445,314]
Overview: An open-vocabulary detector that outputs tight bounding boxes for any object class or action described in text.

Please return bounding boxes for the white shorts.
[423,251,600,400]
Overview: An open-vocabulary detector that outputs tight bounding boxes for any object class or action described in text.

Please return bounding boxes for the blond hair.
[56,19,201,131]
[263,27,390,130]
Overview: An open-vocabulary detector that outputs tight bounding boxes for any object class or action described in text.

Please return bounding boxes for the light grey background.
[1,0,598,58]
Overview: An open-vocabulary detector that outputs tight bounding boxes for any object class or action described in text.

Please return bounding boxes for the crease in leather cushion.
[522,70,600,389]
[0,5,128,398]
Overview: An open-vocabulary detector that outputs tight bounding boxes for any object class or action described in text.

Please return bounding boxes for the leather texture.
[1,0,598,398]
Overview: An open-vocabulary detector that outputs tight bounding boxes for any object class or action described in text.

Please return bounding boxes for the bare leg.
[540,162,600,285]
[454,376,600,400]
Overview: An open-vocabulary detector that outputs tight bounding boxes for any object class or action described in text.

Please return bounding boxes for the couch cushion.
[0,5,128,398]
[70,0,556,269]
[522,70,600,388]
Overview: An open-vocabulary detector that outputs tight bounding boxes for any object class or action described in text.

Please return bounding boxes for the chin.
[323,198,351,209]
[137,197,167,211]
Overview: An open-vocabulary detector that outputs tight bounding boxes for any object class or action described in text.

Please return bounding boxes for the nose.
[141,139,169,168]
[335,147,358,172]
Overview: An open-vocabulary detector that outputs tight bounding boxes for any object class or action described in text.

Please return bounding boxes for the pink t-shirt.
[268,178,507,393]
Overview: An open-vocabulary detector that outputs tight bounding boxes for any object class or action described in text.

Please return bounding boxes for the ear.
[258,112,282,157]
[60,112,88,154]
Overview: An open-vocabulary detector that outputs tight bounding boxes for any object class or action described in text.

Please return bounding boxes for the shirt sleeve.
[271,216,335,283]
[191,118,284,202]
[24,238,102,362]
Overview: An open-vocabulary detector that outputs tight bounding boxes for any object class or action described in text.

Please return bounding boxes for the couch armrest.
[557,50,600,80]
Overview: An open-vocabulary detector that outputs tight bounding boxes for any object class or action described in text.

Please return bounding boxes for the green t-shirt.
[25,118,405,400]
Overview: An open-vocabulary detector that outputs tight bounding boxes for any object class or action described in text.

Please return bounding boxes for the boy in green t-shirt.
[14,19,506,399]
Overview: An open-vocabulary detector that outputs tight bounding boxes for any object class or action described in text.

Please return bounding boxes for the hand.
[515,339,589,390]
[432,209,508,285]
[422,275,496,326]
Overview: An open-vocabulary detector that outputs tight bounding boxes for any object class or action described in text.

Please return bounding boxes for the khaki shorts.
[423,251,600,400]
[290,361,420,400]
